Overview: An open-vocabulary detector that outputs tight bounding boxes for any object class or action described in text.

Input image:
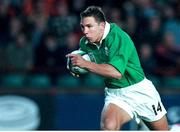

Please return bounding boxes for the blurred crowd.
[0,0,179,87]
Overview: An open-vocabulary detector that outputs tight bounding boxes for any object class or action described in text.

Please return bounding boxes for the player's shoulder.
[105,23,124,42]
[109,23,131,40]
[109,23,127,35]
[110,23,122,31]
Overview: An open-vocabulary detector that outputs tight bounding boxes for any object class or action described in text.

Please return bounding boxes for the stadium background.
[0,0,179,130]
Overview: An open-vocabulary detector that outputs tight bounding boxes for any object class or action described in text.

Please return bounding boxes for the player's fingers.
[66,54,78,58]
[70,72,75,76]
[70,72,79,77]
[76,74,80,77]
[65,54,71,57]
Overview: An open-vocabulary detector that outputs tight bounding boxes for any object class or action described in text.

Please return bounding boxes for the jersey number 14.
[152,102,162,115]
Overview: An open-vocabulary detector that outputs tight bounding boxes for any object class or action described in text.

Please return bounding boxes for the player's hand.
[66,54,85,68]
[70,71,80,77]
[66,55,80,77]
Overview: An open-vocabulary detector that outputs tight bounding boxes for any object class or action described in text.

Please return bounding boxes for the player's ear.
[100,22,105,30]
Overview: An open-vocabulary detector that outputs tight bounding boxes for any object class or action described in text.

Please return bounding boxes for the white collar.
[100,21,110,44]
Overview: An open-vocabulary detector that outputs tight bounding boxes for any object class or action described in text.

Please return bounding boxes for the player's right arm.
[67,52,122,79]
[82,60,122,79]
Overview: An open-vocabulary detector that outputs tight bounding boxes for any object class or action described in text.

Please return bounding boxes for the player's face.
[80,16,105,43]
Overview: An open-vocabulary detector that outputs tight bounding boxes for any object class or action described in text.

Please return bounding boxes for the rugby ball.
[67,50,91,74]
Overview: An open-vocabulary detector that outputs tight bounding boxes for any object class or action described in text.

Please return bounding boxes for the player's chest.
[86,44,109,63]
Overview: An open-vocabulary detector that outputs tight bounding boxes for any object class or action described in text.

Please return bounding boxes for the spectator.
[66,32,79,52]
[145,15,163,48]
[0,0,10,46]
[47,1,78,44]
[5,32,33,73]
[163,5,180,45]
[8,17,23,42]
[139,42,157,76]
[33,33,67,84]
[155,32,180,76]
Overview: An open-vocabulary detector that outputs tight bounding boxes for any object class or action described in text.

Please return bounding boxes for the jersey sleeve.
[107,31,134,75]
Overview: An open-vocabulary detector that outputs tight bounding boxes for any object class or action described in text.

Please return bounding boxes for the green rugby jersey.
[80,22,145,88]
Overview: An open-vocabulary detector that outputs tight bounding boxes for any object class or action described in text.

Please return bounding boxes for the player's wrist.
[83,60,93,70]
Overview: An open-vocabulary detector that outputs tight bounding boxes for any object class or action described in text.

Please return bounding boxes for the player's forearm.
[84,61,122,79]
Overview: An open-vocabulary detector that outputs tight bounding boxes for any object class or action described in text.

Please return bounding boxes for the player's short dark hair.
[80,6,106,23]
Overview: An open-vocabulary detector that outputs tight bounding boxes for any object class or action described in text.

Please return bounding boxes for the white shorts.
[104,78,167,123]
